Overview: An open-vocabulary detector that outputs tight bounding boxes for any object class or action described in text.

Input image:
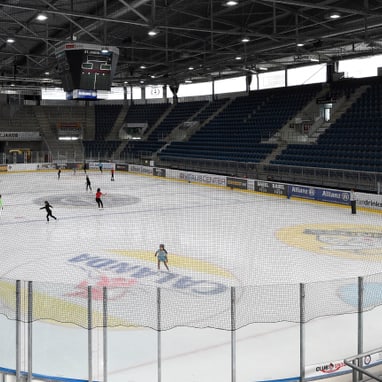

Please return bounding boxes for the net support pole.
[357,277,364,382]
[27,281,33,382]
[103,287,108,382]
[157,287,162,382]
[231,287,236,382]
[300,283,306,382]
[88,286,93,382]
[15,280,21,382]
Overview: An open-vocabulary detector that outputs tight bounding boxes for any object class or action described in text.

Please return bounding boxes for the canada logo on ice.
[0,249,237,327]
[67,250,234,297]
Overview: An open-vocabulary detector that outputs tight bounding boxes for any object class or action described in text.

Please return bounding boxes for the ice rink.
[1,169,382,382]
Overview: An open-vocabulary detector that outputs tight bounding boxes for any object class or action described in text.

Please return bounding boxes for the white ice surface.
[0,170,382,382]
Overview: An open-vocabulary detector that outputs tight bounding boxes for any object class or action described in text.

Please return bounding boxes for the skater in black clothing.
[111,168,115,181]
[86,175,92,191]
[57,169,61,180]
[350,188,357,214]
[40,201,57,222]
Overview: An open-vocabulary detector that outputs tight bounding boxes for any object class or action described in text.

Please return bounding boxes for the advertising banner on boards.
[255,180,288,196]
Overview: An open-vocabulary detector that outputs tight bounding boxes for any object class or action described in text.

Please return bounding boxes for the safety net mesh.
[0,274,380,330]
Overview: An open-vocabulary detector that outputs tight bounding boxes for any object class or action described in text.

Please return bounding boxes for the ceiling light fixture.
[185,79,192,83]
[140,65,146,69]
[329,11,341,19]
[36,13,48,21]
[148,28,159,36]
[241,36,250,43]
[101,47,109,54]
[188,66,194,70]
[6,38,15,43]
[296,42,304,47]
[225,0,238,6]
[235,55,242,60]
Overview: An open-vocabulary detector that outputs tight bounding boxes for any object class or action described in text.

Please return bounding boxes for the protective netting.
[2,171,382,334]
[1,273,381,330]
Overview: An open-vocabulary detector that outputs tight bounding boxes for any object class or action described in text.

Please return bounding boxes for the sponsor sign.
[318,189,350,205]
[116,163,129,171]
[38,163,56,170]
[255,180,287,196]
[0,165,7,172]
[288,185,350,205]
[176,170,226,186]
[226,177,247,190]
[7,163,41,171]
[289,185,317,200]
[356,192,382,211]
[0,132,41,141]
[153,168,166,177]
[89,162,115,170]
[305,360,349,378]
[129,164,154,175]
[306,352,382,379]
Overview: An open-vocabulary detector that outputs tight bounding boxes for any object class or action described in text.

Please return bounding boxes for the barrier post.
[358,277,364,381]
[88,286,93,382]
[300,283,306,382]
[27,281,32,382]
[157,287,162,382]
[103,287,108,382]
[16,280,21,382]
[231,287,236,382]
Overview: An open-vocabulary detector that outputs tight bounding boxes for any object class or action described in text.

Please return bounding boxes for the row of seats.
[147,100,208,142]
[272,81,382,171]
[159,83,321,162]
[124,103,170,126]
[94,105,122,141]
[83,140,120,158]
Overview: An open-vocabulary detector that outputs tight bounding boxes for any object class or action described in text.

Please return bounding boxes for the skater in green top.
[154,244,169,271]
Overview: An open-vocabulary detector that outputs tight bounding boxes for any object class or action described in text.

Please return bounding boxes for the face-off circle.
[34,193,141,208]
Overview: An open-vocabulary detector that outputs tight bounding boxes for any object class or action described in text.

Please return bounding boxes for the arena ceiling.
[1,0,382,90]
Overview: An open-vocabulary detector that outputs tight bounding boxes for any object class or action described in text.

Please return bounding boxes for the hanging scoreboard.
[56,43,119,92]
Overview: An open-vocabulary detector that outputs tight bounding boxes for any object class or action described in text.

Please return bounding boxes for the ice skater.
[0,194,3,217]
[111,168,115,181]
[95,188,105,208]
[154,244,169,271]
[57,168,61,180]
[86,175,92,191]
[350,188,357,214]
[40,201,57,222]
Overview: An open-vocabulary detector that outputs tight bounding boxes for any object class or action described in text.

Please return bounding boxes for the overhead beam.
[117,0,149,23]
[38,0,102,42]
[259,0,381,17]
